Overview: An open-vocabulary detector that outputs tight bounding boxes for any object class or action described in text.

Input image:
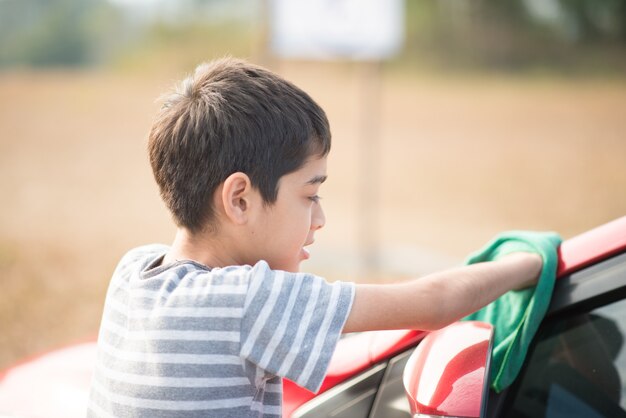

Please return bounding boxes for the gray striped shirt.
[87,245,355,417]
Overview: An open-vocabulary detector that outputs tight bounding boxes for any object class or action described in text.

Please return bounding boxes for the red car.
[2,217,626,418]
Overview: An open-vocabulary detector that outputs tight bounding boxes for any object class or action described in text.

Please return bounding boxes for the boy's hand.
[501,252,543,290]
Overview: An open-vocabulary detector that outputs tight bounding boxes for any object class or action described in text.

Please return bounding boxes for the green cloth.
[462,231,562,392]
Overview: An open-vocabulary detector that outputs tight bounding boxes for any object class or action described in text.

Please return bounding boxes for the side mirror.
[403,321,494,418]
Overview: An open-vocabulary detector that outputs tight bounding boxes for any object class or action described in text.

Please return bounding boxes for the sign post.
[269,0,405,276]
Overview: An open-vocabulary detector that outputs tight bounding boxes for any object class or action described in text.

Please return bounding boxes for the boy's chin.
[287,261,304,273]
[284,264,301,273]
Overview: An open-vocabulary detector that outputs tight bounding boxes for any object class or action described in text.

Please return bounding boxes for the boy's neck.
[162,228,239,269]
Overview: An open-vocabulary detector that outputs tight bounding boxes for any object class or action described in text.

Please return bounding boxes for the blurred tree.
[403,0,626,74]
[0,0,122,68]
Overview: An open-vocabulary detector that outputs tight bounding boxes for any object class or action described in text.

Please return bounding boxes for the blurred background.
[1,0,625,370]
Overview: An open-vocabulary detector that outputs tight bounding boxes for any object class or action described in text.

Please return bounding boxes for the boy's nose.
[311,204,325,231]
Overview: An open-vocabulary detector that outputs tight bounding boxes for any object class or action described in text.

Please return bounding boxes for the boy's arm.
[343,252,542,333]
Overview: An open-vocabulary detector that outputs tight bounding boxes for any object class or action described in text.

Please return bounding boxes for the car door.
[487,251,626,418]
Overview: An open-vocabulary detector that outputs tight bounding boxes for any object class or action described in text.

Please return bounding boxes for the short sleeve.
[240,261,355,393]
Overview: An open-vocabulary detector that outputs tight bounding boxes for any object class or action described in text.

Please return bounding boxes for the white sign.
[270,0,405,60]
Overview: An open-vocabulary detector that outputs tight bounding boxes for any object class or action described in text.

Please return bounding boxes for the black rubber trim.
[547,251,626,318]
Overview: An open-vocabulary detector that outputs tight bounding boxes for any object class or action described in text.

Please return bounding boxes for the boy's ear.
[221,172,254,225]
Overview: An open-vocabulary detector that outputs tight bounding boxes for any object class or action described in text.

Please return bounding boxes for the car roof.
[557,216,626,277]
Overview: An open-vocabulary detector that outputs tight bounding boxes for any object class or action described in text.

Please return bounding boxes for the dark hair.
[148,58,331,232]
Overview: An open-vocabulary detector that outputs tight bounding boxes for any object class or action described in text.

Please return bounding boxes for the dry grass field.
[1,62,625,369]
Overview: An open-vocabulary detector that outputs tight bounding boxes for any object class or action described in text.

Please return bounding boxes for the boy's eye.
[308,195,322,204]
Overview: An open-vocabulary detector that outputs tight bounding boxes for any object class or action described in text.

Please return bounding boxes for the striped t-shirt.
[87,245,355,417]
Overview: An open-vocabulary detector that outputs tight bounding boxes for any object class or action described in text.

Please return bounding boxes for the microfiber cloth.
[462,231,562,392]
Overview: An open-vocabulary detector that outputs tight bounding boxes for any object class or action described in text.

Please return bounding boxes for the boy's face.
[248,156,327,273]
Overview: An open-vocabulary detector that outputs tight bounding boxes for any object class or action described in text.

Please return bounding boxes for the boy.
[87,58,542,417]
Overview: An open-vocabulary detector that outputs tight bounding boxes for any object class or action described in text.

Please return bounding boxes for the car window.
[291,362,387,418]
[369,349,414,418]
[504,297,626,417]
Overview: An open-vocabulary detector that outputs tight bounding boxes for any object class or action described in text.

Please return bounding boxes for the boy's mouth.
[301,240,314,260]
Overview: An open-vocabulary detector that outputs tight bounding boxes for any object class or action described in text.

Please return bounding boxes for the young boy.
[87,58,542,417]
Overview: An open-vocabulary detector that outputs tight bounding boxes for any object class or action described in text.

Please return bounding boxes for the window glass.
[369,349,413,418]
[506,298,626,417]
[292,362,386,418]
